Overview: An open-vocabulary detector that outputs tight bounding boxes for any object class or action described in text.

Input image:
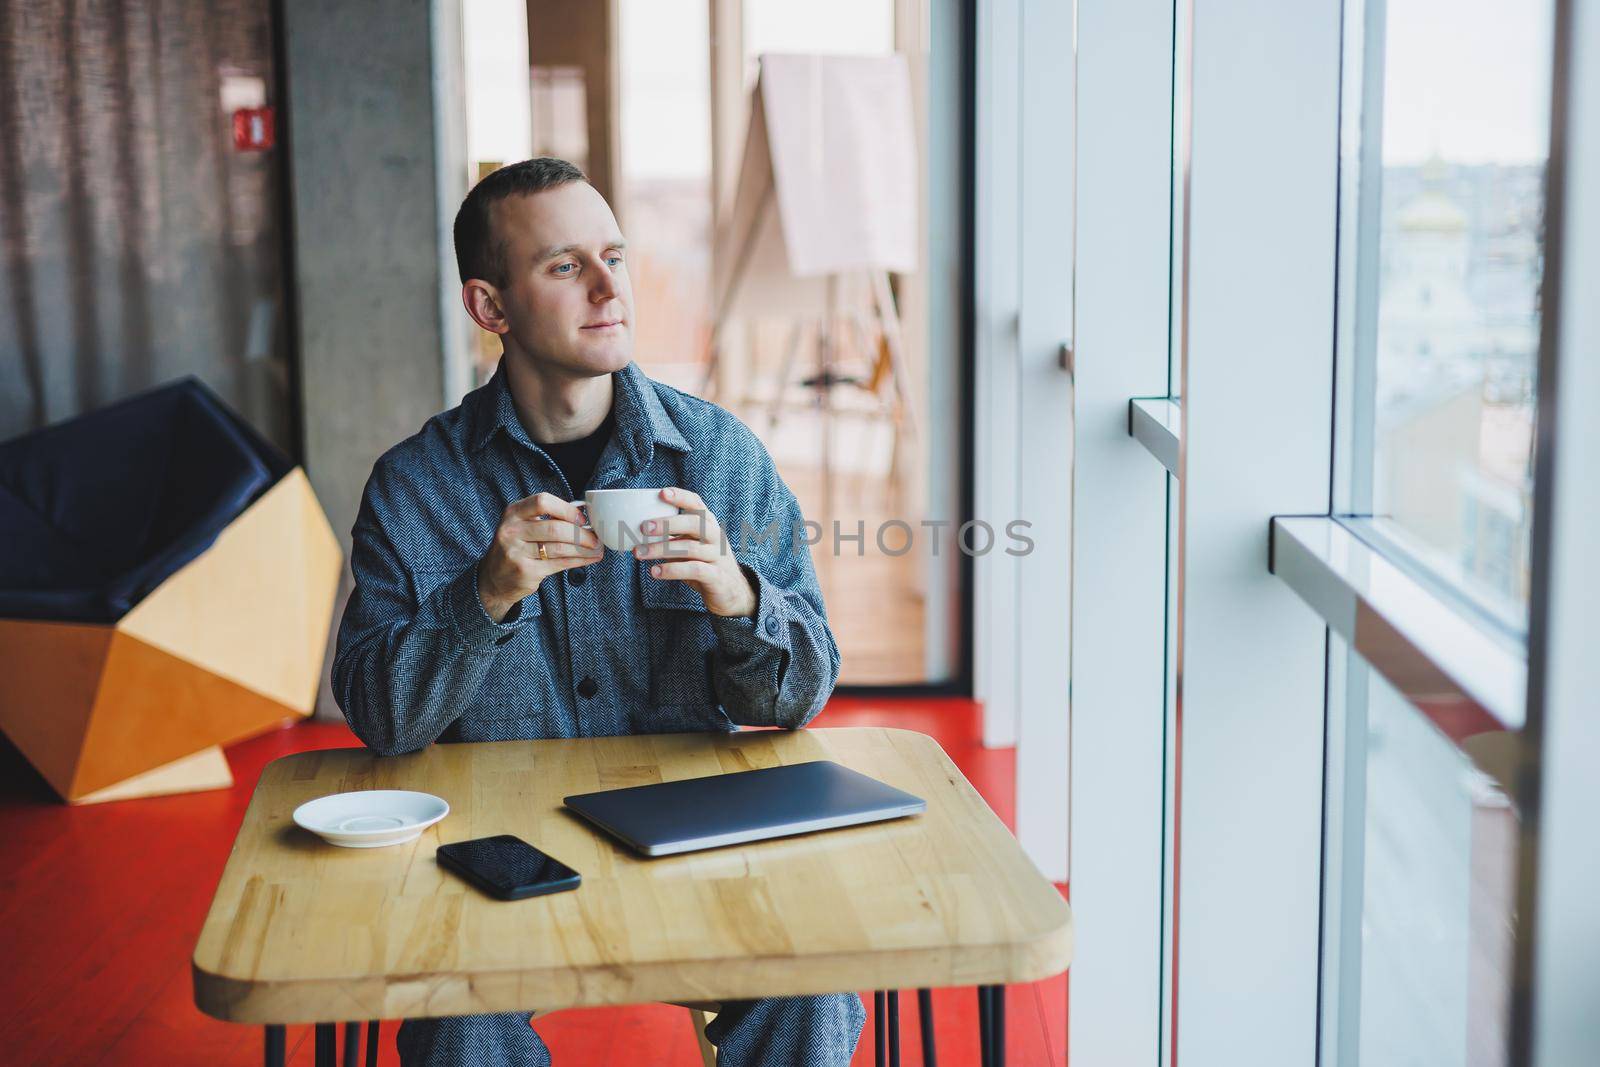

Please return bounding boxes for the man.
[332,157,864,1066]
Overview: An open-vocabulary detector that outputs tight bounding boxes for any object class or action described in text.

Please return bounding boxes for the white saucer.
[293,790,450,848]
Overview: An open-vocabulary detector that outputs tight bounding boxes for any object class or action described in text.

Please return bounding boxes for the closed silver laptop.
[563,760,927,857]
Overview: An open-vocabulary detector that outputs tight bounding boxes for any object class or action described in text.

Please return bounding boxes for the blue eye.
[554,263,576,275]
[606,255,623,267]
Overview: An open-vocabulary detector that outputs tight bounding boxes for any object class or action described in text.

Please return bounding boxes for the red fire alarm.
[232,107,275,151]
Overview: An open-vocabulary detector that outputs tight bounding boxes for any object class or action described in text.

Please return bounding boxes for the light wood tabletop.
[192,727,1073,1026]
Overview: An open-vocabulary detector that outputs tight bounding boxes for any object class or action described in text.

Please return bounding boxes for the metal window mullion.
[1269,516,1527,730]
[1129,397,1181,476]
[1317,634,1370,1067]
[1330,0,1388,514]
[1519,1,1600,1063]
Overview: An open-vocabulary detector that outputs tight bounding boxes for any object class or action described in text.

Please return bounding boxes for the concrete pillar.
[281,0,469,717]
[282,0,467,552]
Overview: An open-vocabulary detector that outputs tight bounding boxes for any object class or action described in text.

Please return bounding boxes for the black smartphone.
[435,835,582,900]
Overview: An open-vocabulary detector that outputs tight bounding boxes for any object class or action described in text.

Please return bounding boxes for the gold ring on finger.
[538,542,548,561]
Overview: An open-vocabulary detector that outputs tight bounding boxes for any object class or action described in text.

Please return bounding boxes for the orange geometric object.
[0,468,341,804]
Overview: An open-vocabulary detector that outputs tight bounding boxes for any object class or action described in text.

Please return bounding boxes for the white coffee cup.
[584,488,680,552]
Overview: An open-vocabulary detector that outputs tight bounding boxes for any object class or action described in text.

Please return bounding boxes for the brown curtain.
[0,0,292,452]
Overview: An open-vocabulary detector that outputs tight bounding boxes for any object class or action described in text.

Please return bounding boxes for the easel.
[760,273,918,517]
[704,54,920,518]
[705,218,918,517]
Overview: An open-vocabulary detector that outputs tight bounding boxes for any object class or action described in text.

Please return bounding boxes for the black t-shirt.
[536,408,614,495]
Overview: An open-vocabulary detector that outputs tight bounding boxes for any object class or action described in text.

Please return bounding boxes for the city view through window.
[1335,3,1552,1063]
[1367,0,1551,628]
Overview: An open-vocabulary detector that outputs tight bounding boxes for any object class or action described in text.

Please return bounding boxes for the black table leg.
[991,986,1006,1066]
[875,991,887,1067]
[917,988,936,1067]
[315,1022,337,1067]
[264,1024,285,1067]
[342,1021,360,1066]
[977,987,993,1067]
[887,990,901,1067]
[366,1020,380,1067]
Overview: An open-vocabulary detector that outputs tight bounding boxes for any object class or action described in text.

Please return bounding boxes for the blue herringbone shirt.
[333,359,839,756]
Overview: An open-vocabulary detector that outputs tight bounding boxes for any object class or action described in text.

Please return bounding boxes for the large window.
[1340,0,1554,631]
[1320,1,1556,1064]
[465,0,965,687]
[1325,646,1519,1066]
[1073,0,1596,1061]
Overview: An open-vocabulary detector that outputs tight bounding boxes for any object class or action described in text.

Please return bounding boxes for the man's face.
[481,182,634,377]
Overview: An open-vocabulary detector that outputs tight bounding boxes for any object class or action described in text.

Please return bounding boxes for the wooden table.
[193,727,1073,1065]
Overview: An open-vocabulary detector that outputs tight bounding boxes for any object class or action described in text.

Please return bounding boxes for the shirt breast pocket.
[637,579,730,729]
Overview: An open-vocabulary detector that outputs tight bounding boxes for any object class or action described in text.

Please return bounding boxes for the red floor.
[0,697,1066,1065]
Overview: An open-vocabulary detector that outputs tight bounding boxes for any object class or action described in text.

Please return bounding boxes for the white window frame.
[1067,0,1600,1063]
[1068,0,1175,1062]
[972,0,1024,756]
[1518,1,1600,1062]
[1072,1,1345,1060]
[1129,397,1181,477]
[1274,1,1600,1065]
[1169,4,1340,1064]
[973,0,1076,880]
[1074,1,1342,1062]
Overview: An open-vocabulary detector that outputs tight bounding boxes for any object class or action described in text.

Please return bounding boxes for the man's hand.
[631,487,757,618]
[478,492,602,622]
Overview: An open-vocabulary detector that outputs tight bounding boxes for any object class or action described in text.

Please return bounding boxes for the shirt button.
[764,615,780,637]
[567,568,587,586]
[577,676,598,699]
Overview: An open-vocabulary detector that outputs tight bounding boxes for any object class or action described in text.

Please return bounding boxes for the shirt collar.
[468,359,691,474]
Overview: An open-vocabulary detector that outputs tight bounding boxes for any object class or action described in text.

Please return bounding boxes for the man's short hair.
[453,157,589,286]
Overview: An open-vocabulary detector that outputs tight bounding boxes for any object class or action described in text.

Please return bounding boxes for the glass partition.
[1323,645,1520,1066]
[1323,1,1556,1061]
[1337,0,1555,633]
